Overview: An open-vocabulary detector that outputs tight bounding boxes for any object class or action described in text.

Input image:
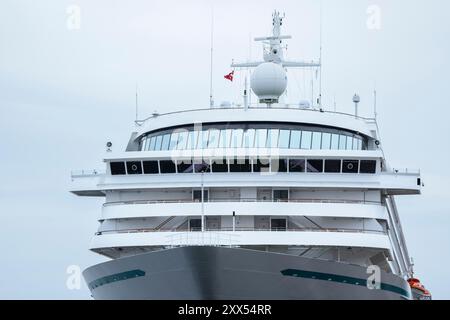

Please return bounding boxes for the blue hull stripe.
[89,269,146,290]
[281,269,410,298]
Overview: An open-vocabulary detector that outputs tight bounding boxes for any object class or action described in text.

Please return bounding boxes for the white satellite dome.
[251,62,287,103]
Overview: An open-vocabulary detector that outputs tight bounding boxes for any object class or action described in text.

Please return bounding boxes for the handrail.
[95,227,386,236]
[136,105,376,125]
[102,198,382,207]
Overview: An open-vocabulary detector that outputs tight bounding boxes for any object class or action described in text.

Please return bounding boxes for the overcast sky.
[1,0,449,299]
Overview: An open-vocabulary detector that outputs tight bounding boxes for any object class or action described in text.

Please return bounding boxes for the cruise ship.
[70,11,431,300]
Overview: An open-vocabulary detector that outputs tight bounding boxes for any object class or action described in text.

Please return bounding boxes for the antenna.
[209,6,214,108]
[135,83,139,121]
[318,0,323,108]
[373,88,378,119]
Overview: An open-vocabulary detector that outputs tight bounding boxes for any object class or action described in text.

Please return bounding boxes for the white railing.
[165,232,241,247]
[102,198,381,207]
[71,169,104,177]
[96,227,386,236]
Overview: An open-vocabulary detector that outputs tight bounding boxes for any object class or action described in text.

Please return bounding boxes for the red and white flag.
[224,70,234,82]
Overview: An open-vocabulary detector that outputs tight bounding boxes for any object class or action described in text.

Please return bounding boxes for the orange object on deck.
[407,278,431,297]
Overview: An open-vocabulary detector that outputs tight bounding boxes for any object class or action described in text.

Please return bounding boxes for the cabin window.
[126,161,142,174]
[273,190,289,201]
[289,159,306,172]
[271,218,287,231]
[193,190,208,202]
[360,160,377,174]
[325,159,341,173]
[253,158,270,172]
[110,162,126,175]
[301,131,312,149]
[159,160,176,173]
[143,161,159,174]
[229,158,251,172]
[211,158,228,172]
[307,159,323,173]
[177,160,194,173]
[342,160,359,173]
[289,130,301,149]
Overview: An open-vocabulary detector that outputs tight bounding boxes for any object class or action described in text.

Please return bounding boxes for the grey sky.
[0,0,449,299]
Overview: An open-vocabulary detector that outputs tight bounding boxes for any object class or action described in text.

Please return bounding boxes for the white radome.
[251,62,287,103]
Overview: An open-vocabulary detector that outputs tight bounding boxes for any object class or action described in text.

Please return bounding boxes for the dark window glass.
[359,160,376,174]
[229,158,251,172]
[307,159,323,173]
[126,161,142,174]
[271,218,287,231]
[189,218,202,231]
[211,159,228,172]
[289,159,306,172]
[325,160,341,173]
[159,160,176,173]
[342,160,359,173]
[143,161,159,174]
[253,158,270,172]
[271,159,288,173]
[194,160,211,173]
[177,160,194,173]
[274,190,289,201]
[110,162,126,175]
[193,190,209,202]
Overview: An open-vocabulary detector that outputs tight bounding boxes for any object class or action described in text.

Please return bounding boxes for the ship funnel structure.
[251,62,287,104]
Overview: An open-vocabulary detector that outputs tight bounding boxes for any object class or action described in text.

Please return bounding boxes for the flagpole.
[209,6,214,108]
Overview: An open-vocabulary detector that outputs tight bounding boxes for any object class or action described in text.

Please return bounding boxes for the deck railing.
[95,226,386,236]
[103,198,381,207]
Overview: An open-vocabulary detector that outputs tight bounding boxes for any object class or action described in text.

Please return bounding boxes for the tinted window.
[331,134,339,149]
[253,158,270,172]
[255,129,267,148]
[338,135,347,150]
[168,132,179,150]
[126,161,142,174]
[159,160,176,173]
[274,190,289,201]
[243,129,255,148]
[207,129,220,148]
[325,159,341,173]
[311,132,322,149]
[211,159,228,172]
[307,159,323,172]
[360,160,377,173]
[321,133,331,150]
[186,131,199,149]
[301,131,312,149]
[342,160,359,173]
[154,135,163,151]
[177,160,194,173]
[230,129,243,148]
[110,162,126,175]
[271,159,288,173]
[229,158,251,172]
[176,131,188,150]
[279,130,290,148]
[289,159,306,172]
[149,136,157,150]
[194,160,211,173]
[290,130,301,149]
[266,129,279,148]
[143,161,159,174]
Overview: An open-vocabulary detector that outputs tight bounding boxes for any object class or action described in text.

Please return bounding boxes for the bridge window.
[140,124,367,151]
[126,161,142,174]
[229,158,252,172]
[289,130,301,148]
[211,158,228,172]
[325,159,341,173]
[143,160,159,174]
[110,162,126,175]
[278,130,290,148]
[342,160,359,173]
[159,160,176,173]
[307,159,323,173]
[253,158,270,172]
[177,160,194,173]
[289,159,306,172]
[360,160,377,174]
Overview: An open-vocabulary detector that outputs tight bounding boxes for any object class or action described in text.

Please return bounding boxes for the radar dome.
[251,62,287,104]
